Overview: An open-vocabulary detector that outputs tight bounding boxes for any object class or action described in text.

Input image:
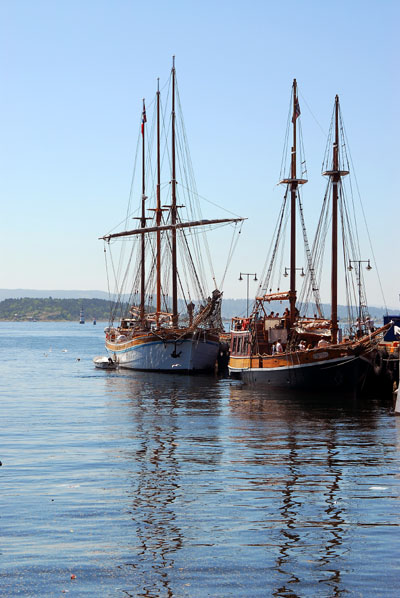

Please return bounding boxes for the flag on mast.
[292,97,300,123]
[141,100,147,135]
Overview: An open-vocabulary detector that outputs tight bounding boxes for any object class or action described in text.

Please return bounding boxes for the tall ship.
[229,80,390,391]
[99,59,244,372]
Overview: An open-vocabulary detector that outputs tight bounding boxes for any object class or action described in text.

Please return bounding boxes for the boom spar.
[100,217,245,242]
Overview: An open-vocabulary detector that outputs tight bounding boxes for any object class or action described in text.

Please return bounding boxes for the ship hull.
[229,349,375,393]
[106,331,219,372]
[238,356,364,391]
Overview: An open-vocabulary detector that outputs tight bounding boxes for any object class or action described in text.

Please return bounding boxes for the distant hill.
[0,297,114,321]
[0,289,110,301]
[0,290,396,322]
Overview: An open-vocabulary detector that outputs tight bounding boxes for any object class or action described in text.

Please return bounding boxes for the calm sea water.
[1,321,400,597]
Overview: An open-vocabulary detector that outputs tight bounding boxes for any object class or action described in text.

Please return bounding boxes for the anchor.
[171,341,182,358]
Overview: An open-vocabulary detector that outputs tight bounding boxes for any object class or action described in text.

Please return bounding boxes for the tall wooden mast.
[289,80,298,325]
[280,79,307,326]
[331,96,339,344]
[140,98,147,323]
[156,78,162,327]
[323,95,349,344]
[171,56,178,326]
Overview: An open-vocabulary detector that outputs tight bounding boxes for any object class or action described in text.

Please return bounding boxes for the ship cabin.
[230,317,252,358]
[230,314,289,358]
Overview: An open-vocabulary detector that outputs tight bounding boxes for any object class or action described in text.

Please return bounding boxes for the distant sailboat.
[79,308,85,324]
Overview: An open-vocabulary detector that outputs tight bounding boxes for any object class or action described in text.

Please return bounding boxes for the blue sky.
[0,0,398,308]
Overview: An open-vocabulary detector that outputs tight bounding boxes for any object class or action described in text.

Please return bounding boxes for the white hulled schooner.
[99,59,244,372]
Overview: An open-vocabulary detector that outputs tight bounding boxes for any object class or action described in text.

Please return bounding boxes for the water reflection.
[228,386,385,597]
[2,322,400,597]
[274,428,302,598]
[317,430,345,598]
[103,371,225,596]
[127,385,180,598]
[94,370,398,597]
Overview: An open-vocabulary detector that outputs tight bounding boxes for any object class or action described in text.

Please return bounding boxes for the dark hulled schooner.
[229,80,390,391]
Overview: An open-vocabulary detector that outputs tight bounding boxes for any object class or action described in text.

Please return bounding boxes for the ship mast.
[140,98,147,323]
[280,79,307,326]
[156,79,162,327]
[323,95,349,344]
[171,56,178,327]
[289,80,298,325]
[331,96,339,344]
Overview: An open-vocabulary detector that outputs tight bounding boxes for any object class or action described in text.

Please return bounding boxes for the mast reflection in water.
[103,372,399,597]
[103,371,224,597]
[228,387,398,598]
[127,385,181,597]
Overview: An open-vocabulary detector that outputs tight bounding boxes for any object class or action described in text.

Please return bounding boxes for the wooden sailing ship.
[100,59,243,372]
[229,80,390,391]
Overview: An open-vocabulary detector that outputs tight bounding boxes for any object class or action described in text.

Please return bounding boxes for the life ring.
[373,351,383,376]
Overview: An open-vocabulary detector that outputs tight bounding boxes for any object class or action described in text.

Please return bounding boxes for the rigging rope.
[341,117,388,314]
[297,189,323,317]
[219,221,244,290]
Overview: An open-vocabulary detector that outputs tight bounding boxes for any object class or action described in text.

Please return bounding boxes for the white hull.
[395,366,400,414]
[106,334,219,372]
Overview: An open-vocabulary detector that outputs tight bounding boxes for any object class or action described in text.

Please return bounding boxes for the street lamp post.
[283,266,305,323]
[348,259,372,323]
[239,272,258,317]
[283,266,305,278]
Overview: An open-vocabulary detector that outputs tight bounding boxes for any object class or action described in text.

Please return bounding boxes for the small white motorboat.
[93,355,116,370]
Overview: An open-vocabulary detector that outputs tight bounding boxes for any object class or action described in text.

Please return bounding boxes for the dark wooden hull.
[233,354,373,395]
[229,324,393,395]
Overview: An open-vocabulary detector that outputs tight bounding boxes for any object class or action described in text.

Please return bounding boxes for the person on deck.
[355,317,363,338]
[366,316,375,333]
[275,339,283,353]
[283,307,290,329]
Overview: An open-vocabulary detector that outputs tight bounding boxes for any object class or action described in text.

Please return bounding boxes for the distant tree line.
[0,298,114,321]
[0,296,390,322]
